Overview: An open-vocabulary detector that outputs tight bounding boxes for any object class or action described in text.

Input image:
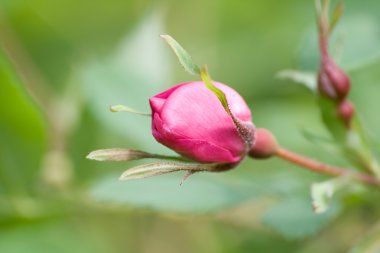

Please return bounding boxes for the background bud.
[249,128,278,159]
[337,100,355,128]
[318,57,351,101]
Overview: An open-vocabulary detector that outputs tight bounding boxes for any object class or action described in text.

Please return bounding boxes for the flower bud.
[149,81,253,163]
[337,100,355,128]
[249,128,278,159]
[318,56,351,101]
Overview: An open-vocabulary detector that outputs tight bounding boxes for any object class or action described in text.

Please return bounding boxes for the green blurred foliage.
[1,0,380,252]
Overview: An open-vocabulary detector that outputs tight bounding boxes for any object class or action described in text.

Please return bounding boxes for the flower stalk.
[274,147,379,186]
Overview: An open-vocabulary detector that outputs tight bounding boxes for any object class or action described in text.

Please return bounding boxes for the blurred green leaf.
[298,15,380,71]
[90,173,258,213]
[0,220,109,253]
[263,198,340,239]
[82,10,171,153]
[160,34,200,75]
[318,96,346,142]
[350,222,380,253]
[277,70,316,91]
[0,51,46,194]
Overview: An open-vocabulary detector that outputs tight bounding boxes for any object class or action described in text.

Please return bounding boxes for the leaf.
[277,70,317,91]
[349,222,380,253]
[119,161,216,181]
[90,173,259,213]
[318,96,347,143]
[300,129,342,157]
[301,129,333,145]
[0,50,45,194]
[160,34,201,75]
[310,176,351,214]
[298,15,380,71]
[86,148,154,161]
[0,219,109,253]
[263,198,340,239]
[109,105,151,116]
[82,10,171,152]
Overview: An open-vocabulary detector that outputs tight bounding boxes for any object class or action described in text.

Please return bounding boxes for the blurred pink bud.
[149,81,253,163]
[249,128,278,159]
[337,100,355,128]
[318,56,351,100]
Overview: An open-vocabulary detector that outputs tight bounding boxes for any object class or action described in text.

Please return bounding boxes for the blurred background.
[1,0,380,252]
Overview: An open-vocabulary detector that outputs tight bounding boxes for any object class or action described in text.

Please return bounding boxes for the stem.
[274,147,379,186]
[315,0,330,58]
[0,13,55,118]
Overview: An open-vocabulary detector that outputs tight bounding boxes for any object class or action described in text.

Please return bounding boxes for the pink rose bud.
[318,56,351,101]
[337,100,355,128]
[149,81,253,163]
[249,128,278,159]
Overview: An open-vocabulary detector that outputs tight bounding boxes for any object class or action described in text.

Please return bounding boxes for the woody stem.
[274,147,379,186]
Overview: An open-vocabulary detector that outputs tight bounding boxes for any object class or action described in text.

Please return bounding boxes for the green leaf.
[82,10,171,153]
[90,173,259,213]
[349,222,380,253]
[277,70,317,91]
[318,96,346,143]
[298,15,380,71]
[0,50,46,195]
[318,97,380,175]
[160,34,201,75]
[0,219,109,253]
[263,198,340,239]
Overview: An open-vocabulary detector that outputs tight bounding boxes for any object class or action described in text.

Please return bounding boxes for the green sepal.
[110,105,151,116]
[318,96,346,143]
[87,148,188,162]
[119,161,232,181]
[200,66,230,113]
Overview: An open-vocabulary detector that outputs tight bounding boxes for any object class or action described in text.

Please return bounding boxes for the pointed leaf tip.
[86,148,153,162]
[160,34,201,76]
[110,105,151,116]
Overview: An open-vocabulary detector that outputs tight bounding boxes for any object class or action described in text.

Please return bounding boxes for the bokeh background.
[1,0,380,252]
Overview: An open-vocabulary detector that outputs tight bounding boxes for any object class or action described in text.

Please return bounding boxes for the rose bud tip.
[318,56,351,101]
